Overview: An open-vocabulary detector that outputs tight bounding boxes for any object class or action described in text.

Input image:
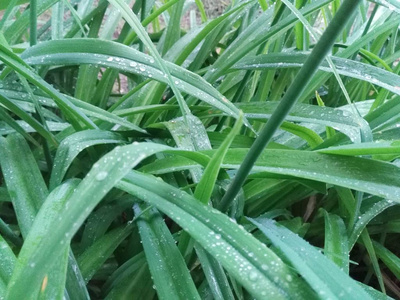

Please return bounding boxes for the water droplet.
[249,271,258,281]
[96,171,108,181]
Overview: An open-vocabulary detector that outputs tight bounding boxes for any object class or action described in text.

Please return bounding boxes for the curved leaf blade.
[249,217,372,300]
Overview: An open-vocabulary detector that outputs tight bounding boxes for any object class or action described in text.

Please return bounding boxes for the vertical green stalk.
[294,0,304,50]
[258,0,268,11]
[218,0,362,212]
[30,0,37,46]
[195,0,207,22]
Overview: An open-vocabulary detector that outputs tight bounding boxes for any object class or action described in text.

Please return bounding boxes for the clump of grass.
[1,0,400,299]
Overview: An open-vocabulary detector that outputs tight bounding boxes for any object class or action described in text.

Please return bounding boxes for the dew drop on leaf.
[249,271,258,282]
[96,171,108,181]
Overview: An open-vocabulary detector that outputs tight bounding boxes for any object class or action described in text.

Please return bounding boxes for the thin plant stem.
[30,0,37,46]
[218,0,362,212]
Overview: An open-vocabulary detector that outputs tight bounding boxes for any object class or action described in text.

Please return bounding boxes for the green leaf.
[234,52,400,96]
[195,245,235,300]
[322,210,349,273]
[118,171,314,299]
[249,217,372,300]
[360,230,385,293]
[0,235,16,293]
[7,180,79,300]
[0,104,39,146]
[0,90,57,145]
[372,240,400,280]
[142,149,400,202]
[78,224,134,283]
[0,134,48,238]
[50,129,127,190]
[349,199,394,249]
[194,113,243,204]
[135,204,200,299]
[3,0,60,43]
[21,39,246,126]
[317,141,400,156]
[0,44,96,130]
[6,142,171,298]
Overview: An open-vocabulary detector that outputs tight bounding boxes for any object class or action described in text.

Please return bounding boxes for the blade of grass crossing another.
[0,105,39,146]
[372,240,400,280]
[0,134,48,238]
[7,180,80,300]
[140,149,400,203]
[0,44,96,130]
[279,0,371,141]
[194,113,243,204]
[134,204,200,299]
[0,91,57,146]
[249,217,372,300]
[360,230,385,293]
[5,142,172,298]
[194,245,235,300]
[219,0,364,211]
[117,171,316,299]
[49,129,127,190]
[77,224,135,283]
[21,39,245,124]
[108,0,191,121]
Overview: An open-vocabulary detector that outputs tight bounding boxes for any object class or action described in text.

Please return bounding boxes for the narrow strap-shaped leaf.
[7,179,80,300]
[141,148,400,202]
[50,129,127,190]
[0,104,39,146]
[372,240,400,279]
[0,235,16,291]
[5,142,171,298]
[0,91,56,145]
[65,251,90,300]
[194,113,243,204]
[0,134,48,237]
[0,0,20,30]
[360,230,385,293]
[161,0,184,55]
[317,141,400,156]
[234,52,400,97]
[4,0,61,43]
[0,44,96,129]
[108,0,192,120]
[21,39,247,126]
[322,210,349,273]
[195,245,235,300]
[348,199,394,249]
[118,171,315,299]
[219,0,363,211]
[163,115,211,182]
[249,217,372,300]
[135,204,200,299]
[78,224,135,283]
[103,257,154,299]
[79,197,134,251]
[205,0,332,82]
